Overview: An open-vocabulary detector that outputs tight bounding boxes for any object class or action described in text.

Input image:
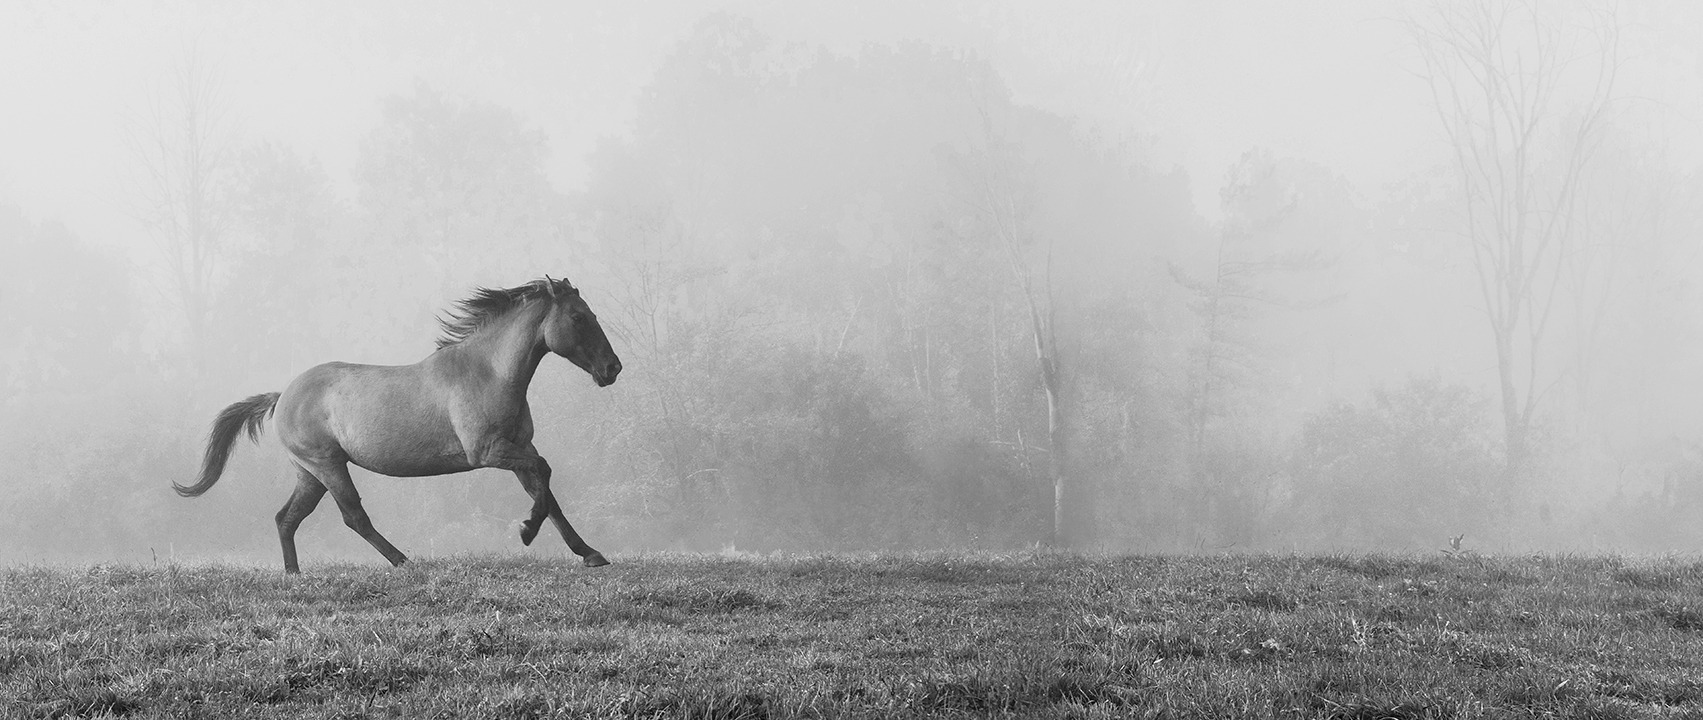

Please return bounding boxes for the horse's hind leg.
[510,454,607,567]
[275,464,328,574]
[302,460,409,568]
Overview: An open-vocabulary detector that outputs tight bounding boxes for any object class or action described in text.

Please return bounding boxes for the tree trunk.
[1493,324,1529,484]
[1022,294,1076,548]
[1040,354,1069,547]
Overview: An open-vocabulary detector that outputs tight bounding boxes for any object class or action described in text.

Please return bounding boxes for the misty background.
[3,0,1702,564]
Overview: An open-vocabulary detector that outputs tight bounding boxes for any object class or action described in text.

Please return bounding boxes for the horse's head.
[539,277,621,387]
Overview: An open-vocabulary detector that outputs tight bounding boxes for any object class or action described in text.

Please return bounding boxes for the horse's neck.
[462,303,549,390]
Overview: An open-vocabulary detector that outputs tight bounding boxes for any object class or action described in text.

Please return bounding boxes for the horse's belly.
[348,447,474,478]
[335,411,472,477]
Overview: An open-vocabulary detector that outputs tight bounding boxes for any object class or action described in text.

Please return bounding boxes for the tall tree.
[1172,150,1348,544]
[574,16,1201,550]
[0,204,137,399]
[217,142,350,374]
[1180,152,1298,461]
[954,91,1079,548]
[352,85,566,357]
[1408,0,1620,481]
[121,46,237,366]
[356,85,563,291]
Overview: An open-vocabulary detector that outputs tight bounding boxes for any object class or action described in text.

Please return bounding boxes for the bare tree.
[956,101,1078,548]
[1407,0,1619,481]
[122,45,237,364]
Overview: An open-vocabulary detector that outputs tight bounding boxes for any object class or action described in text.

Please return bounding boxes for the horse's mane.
[435,277,576,349]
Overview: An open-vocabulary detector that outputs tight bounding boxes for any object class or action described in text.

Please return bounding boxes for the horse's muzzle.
[594,360,621,387]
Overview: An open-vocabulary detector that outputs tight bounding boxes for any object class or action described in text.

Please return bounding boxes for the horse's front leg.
[477,440,608,567]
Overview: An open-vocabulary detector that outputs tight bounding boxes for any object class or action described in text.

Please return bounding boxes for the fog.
[3,0,1702,565]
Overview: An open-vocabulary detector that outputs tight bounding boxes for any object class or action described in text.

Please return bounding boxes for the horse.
[175,276,622,573]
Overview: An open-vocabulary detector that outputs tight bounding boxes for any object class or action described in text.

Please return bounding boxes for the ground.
[6,552,1703,718]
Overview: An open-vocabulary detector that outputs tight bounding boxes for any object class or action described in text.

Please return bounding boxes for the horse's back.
[279,361,416,419]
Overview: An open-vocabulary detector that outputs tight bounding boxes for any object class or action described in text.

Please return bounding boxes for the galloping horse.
[175,276,622,573]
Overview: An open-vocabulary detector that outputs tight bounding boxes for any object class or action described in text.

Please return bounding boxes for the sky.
[12,0,1675,249]
[8,0,1701,241]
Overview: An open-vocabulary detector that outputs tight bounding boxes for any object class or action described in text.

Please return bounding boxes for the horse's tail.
[174,392,281,498]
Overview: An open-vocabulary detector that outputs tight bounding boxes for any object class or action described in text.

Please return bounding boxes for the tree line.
[3,6,1700,562]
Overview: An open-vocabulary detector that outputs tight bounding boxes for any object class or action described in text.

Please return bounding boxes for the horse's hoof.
[519,524,539,546]
[582,552,609,568]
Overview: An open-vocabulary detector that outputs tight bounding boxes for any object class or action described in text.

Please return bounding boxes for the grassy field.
[7,553,1703,719]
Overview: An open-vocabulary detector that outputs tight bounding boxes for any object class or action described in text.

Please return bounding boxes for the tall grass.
[6,553,1703,718]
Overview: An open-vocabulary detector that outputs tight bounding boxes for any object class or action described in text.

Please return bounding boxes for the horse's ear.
[543,275,558,298]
